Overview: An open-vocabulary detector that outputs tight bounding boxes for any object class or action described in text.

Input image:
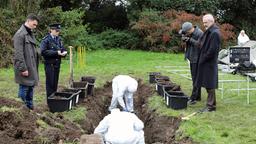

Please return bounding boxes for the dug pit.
[0,80,194,144]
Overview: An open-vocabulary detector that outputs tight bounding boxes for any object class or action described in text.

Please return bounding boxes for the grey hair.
[203,14,215,23]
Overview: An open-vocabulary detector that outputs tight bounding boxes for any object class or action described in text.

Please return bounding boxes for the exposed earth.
[0,80,195,144]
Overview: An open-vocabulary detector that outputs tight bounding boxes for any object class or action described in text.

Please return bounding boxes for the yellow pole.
[69,46,73,87]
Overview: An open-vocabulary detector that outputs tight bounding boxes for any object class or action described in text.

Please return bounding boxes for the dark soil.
[0,80,195,144]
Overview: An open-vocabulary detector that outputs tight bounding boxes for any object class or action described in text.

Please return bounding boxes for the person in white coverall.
[94,108,145,144]
[108,75,138,112]
[238,30,250,46]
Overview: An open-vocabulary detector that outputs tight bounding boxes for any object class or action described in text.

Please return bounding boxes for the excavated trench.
[0,80,194,144]
[79,80,194,144]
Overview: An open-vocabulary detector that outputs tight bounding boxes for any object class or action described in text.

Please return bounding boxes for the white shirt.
[94,109,144,144]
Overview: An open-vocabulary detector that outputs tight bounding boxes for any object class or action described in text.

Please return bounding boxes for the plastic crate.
[149,72,161,83]
[61,88,82,106]
[48,92,74,112]
[164,90,188,110]
[71,81,88,99]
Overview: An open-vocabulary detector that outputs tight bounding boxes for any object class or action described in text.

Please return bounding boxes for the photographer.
[179,22,203,105]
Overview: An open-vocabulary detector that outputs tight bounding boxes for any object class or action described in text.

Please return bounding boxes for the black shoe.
[199,107,216,113]
[187,99,197,105]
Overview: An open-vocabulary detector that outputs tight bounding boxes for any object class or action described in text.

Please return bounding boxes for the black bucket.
[81,76,96,96]
[71,81,88,99]
[81,76,96,83]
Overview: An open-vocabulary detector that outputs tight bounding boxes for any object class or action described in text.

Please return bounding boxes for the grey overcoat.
[13,25,39,86]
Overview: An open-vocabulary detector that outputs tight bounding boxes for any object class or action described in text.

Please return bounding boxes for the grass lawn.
[1,49,256,144]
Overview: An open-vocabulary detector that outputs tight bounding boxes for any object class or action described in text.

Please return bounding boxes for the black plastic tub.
[155,75,170,83]
[71,81,88,99]
[61,88,82,106]
[156,81,172,96]
[48,92,74,112]
[149,72,161,83]
[164,90,188,110]
[81,76,96,96]
[81,76,96,83]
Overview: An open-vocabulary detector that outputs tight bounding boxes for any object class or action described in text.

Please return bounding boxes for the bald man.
[195,14,221,112]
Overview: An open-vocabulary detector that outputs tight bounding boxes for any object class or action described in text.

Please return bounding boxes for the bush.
[0,28,13,68]
[98,29,139,49]
[131,9,236,52]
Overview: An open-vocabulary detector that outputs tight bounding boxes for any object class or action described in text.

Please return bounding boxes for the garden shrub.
[98,29,139,49]
[131,9,236,52]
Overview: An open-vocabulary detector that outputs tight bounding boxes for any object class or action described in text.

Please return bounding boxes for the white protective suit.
[109,75,138,112]
[238,30,250,46]
[94,108,145,144]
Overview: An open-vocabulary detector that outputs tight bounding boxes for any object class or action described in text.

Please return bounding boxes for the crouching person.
[94,108,145,144]
[109,75,138,112]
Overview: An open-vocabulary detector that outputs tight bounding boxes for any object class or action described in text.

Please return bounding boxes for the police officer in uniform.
[40,24,67,104]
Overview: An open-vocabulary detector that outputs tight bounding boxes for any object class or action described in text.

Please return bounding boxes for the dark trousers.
[206,89,216,110]
[190,63,201,101]
[45,63,60,103]
[18,84,34,109]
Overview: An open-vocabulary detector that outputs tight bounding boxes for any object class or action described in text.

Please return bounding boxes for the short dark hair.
[26,13,39,22]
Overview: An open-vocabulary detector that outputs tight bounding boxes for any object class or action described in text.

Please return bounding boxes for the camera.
[179,30,190,42]
[178,29,186,35]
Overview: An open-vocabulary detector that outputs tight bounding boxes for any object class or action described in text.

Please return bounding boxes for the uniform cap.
[49,23,61,30]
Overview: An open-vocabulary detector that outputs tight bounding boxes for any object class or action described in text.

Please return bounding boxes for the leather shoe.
[199,107,216,113]
[187,99,197,105]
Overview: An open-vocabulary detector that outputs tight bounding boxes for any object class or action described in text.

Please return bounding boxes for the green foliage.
[85,2,129,33]
[0,27,13,68]
[98,29,139,49]
[127,0,220,17]
[39,7,89,48]
[83,34,104,50]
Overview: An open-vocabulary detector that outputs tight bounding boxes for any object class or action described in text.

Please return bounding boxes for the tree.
[84,0,129,32]
[218,0,256,39]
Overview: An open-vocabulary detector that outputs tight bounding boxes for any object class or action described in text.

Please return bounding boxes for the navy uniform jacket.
[40,33,66,64]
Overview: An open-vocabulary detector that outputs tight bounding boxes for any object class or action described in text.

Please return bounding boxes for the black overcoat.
[195,24,221,89]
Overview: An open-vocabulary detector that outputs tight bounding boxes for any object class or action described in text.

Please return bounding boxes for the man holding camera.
[179,22,203,105]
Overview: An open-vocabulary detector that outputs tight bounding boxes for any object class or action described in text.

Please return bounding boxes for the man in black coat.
[195,14,221,112]
[179,22,203,105]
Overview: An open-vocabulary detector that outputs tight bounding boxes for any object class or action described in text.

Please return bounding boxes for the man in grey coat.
[13,14,39,110]
[179,22,203,105]
[195,14,221,112]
